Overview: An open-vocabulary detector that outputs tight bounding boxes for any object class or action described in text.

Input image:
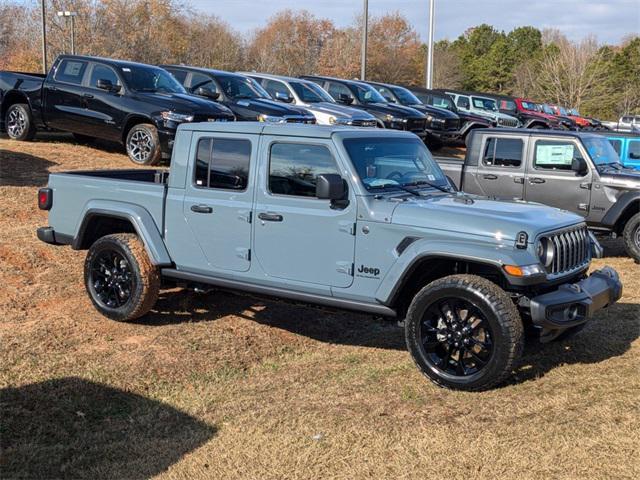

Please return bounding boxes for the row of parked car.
[6,54,636,167]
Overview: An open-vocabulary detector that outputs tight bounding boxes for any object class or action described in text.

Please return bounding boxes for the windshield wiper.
[402,180,451,193]
[367,183,422,196]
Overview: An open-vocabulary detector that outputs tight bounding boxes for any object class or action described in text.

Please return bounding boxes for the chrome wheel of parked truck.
[36,124,623,391]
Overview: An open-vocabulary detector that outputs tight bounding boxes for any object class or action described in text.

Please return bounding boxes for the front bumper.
[529,267,622,330]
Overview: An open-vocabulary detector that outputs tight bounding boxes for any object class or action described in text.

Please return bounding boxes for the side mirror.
[96,79,119,92]
[194,86,219,100]
[274,91,293,103]
[571,157,588,175]
[316,174,346,201]
[338,93,354,105]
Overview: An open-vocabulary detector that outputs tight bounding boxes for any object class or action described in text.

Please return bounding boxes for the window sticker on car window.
[64,62,83,76]
[122,68,131,72]
[536,144,574,166]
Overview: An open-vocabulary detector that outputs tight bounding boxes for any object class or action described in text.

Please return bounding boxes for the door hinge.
[578,203,589,211]
[338,221,356,235]
[336,261,353,276]
[236,247,251,261]
[238,210,252,223]
[579,183,592,190]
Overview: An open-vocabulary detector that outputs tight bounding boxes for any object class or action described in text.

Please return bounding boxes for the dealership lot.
[1,134,639,478]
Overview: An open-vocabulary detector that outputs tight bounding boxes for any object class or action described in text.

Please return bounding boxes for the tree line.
[1,0,638,120]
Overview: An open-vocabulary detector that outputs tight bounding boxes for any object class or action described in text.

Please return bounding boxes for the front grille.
[445,118,460,131]
[285,116,316,124]
[406,117,426,132]
[543,225,590,275]
[498,118,518,127]
[351,119,377,127]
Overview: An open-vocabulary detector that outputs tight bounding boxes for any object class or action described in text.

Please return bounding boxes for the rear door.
[182,132,255,272]
[627,138,640,169]
[253,138,357,287]
[43,58,89,132]
[474,135,526,199]
[524,137,592,216]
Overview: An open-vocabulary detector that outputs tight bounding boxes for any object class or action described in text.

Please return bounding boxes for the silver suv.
[241,72,378,127]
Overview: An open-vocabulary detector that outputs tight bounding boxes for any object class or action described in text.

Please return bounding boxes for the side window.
[54,59,88,85]
[269,143,339,197]
[629,140,640,160]
[377,87,395,102]
[457,96,470,109]
[189,72,214,91]
[483,138,523,167]
[194,138,251,190]
[327,82,352,101]
[167,69,188,85]
[89,64,119,88]
[608,139,622,155]
[264,79,289,98]
[533,140,582,171]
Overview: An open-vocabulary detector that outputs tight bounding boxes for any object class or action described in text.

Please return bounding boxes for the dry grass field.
[1,134,639,479]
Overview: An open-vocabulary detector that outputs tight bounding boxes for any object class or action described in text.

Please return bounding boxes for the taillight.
[38,188,52,210]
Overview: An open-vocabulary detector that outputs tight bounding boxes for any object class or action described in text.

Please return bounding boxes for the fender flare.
[523,118,550,129]
[374,238,537,305]
[600,192,640,229]
[459,121,490,136]
[72,200,172,266]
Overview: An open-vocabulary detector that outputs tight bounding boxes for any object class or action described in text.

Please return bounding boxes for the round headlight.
[537,238,555,268]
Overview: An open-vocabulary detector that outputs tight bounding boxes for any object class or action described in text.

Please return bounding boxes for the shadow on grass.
[0,150,58,187]
[0,377,216,479]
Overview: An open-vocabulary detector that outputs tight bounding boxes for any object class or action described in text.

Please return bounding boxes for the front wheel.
[5,103,36,141]
[125,123,162,165]
[405,274,524,391]
[84,233,160,321]
[622,212,640,263]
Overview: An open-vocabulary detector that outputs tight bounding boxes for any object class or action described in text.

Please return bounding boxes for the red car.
[548,105,592,128]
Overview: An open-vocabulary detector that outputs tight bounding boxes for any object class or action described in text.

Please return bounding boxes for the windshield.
[521,101,537,111]
[353,83,387,104]
[216,75,269,99]
[569,108,580,116]
[120,65,186,93]
[290,81,334,103]
[541,104,555,115]
[472,97,497,112]
[583,137,622,166]
[392,87,421,105]
[342,136,449,192]
[431,94,455,111]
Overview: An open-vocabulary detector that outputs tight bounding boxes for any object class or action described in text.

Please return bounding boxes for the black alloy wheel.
[88,250,134,309]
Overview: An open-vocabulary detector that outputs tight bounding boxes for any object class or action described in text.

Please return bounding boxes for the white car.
[602,115,640,133]
[446,91,521,128]
[239,72,378,127]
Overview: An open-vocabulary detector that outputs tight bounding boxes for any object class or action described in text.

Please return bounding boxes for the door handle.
[483,174,498,180]
[83,93,94,99]
[258,212,283,222]
[529,177,546,184]
[190,204,213,214]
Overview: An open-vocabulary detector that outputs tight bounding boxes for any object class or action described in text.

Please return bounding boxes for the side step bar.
[161,268,397,317]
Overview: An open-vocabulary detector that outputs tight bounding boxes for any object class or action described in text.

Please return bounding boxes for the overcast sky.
[190,0,640,44]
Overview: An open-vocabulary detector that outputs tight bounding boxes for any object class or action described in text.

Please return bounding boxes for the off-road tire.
[84,233,159,321]
[5,103,36,141]
[125,123,161,166]
[405,274,524,391]
[622,212,640,263]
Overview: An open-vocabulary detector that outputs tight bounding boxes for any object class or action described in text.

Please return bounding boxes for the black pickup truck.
[0,55,235,164]
[436,128,640,261]
[161,66,316,124]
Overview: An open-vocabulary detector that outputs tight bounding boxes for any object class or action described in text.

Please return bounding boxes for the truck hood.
[231,97,311,117]
[599,168,640,189]
[391,193,583,241]
[134,92,234,116]
[356,102,426,119]
[303,102,376,120]
[407,104,459,120]
[457,111,492,125]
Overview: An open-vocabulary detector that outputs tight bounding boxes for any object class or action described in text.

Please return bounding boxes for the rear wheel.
[125,123,161,165]
[622,212,640,263]
[5,103,36,141]
[405,274,524,391]
[84,233,159,321]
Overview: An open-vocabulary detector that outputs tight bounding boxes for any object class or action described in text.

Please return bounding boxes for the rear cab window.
[54,59,88,85]
[482,137,523,168]
[268,143,339,198]
[194,138,252,190]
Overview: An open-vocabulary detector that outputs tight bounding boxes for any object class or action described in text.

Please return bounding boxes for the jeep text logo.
[357,265,380,277]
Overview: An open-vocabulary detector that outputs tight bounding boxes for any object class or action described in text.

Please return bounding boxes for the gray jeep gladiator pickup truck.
[437,129,640,262]
[36,123,622,391]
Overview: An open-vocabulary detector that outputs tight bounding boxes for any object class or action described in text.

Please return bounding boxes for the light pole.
[425,0,435,88]
[360,0,368,81]
[40,1,47,73]
[57,11,77,55]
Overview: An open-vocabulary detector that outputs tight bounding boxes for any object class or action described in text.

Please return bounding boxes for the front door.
[474,135,526,200]
[80,62,125,141]
[253,138,357,287]
[183,133,255,272]
[524,137,592,217]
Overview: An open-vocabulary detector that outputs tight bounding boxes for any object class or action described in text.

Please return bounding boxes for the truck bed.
[46,169,169,241]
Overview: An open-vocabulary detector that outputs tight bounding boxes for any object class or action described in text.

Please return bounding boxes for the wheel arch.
[122,114,154,143]
[601,192,640,233]
[73,202,172,266]
[1,90,31,125]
